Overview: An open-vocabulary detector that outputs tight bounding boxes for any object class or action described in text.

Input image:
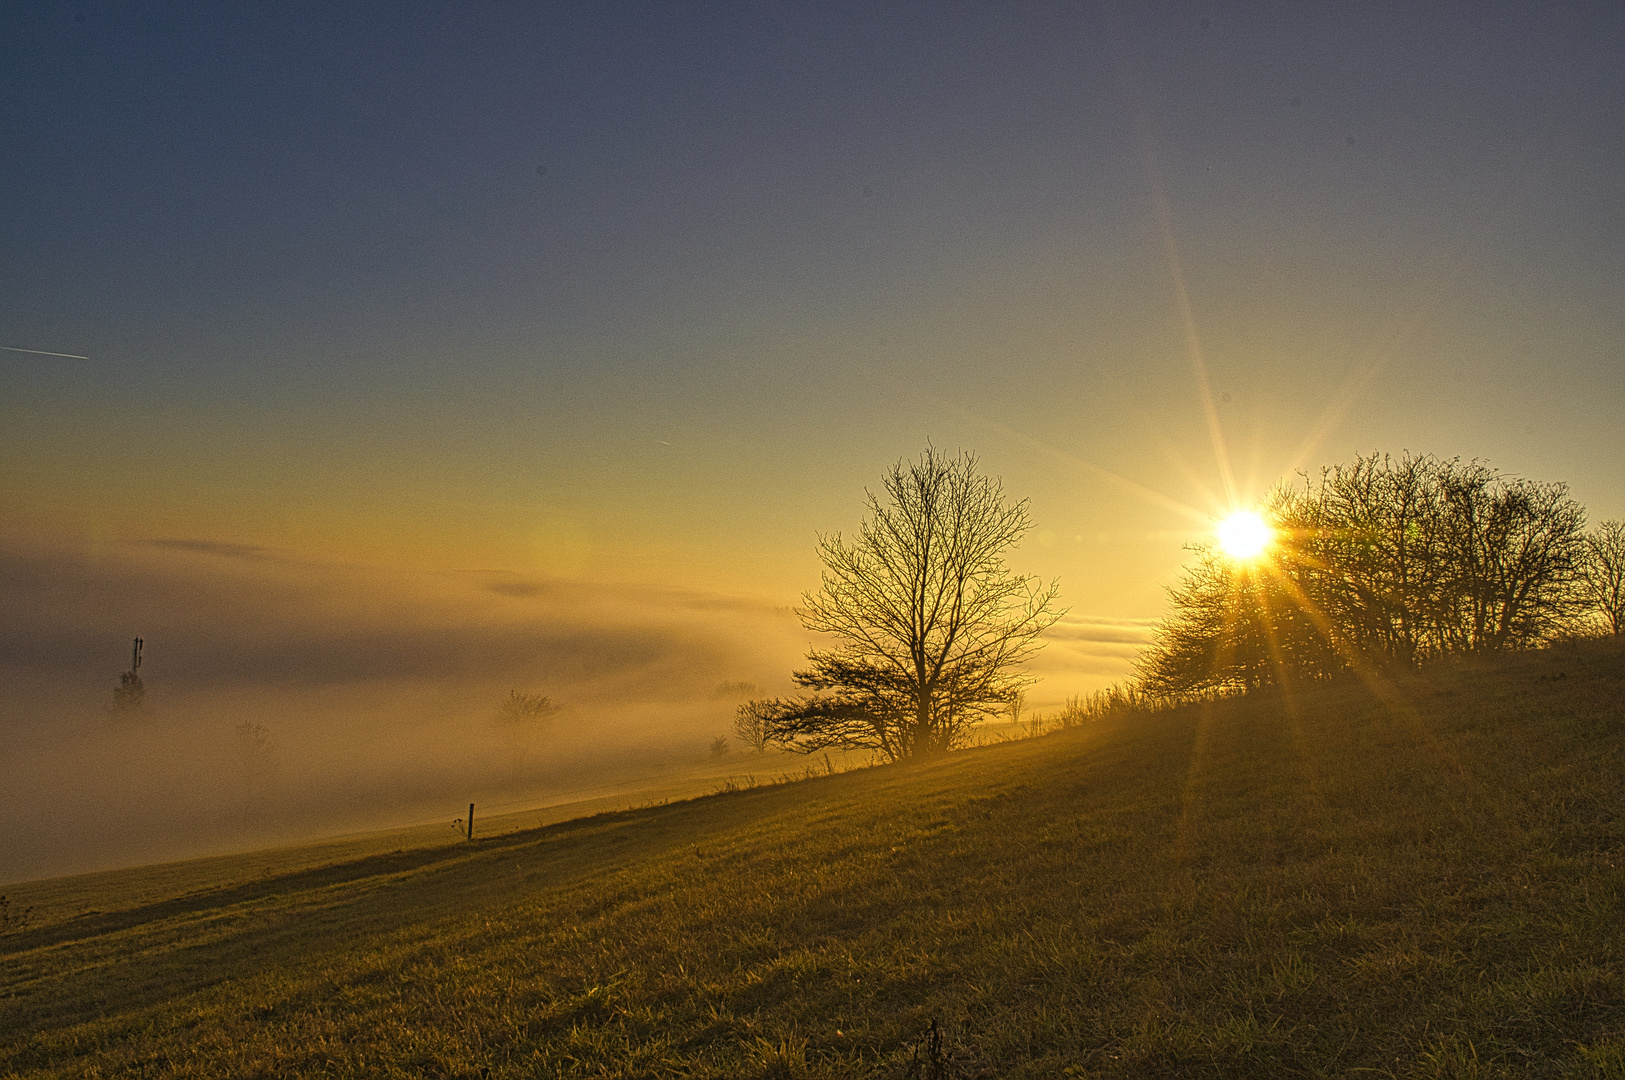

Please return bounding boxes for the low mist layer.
[0,533,1139,883]
[0,535,809,882]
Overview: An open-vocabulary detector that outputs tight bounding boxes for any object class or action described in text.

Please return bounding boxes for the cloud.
[0,536,1153,710]
[487,575,790,615]
[1043,614,1160,646]
[0,536,798,698]
[142,537,278,561]
[1021,614,1158,698]
[489,581,551,598]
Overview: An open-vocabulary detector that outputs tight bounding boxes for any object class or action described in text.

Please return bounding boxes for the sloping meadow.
[2,638,1624,1077]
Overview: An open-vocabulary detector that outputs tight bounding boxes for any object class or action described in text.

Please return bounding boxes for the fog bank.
[0,535,805,882]
[0,533,1141,883]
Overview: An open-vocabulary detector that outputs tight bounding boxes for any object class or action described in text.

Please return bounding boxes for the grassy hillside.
[3,639,1624,1078]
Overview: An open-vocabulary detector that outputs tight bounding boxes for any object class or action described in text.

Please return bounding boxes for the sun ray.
[1284,192,1521,478]
[1137,110,1238,511]
[877,371,1218,527]
[1251,546,1409,713]
[1143,418,1230,521]
[1254,573,1302,715]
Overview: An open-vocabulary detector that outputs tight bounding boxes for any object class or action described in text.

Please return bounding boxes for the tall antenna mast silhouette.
[114,636,146,714]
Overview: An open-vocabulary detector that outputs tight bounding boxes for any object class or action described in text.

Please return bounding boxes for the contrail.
[3,346,92,359]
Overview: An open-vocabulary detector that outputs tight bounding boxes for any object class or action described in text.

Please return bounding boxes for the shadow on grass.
[0,812,623,959]
[0,774,870,1040]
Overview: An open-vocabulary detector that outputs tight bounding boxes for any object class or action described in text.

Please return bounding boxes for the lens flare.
[1217,510,1272,561]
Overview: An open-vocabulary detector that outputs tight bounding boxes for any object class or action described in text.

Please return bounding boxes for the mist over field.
[0,534,803,882]
[0,533,1140,883]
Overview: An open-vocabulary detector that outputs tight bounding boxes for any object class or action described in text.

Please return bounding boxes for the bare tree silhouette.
[1582,520,1625,635]
[758,448,1062,761]
[733,699,774,753]
[494,690,558,725]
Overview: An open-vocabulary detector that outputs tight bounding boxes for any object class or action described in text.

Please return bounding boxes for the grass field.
[3,638,1624,1078]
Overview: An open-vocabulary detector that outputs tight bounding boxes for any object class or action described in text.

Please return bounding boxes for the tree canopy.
[1139,453,1593,696]
[1581,520,1625,636]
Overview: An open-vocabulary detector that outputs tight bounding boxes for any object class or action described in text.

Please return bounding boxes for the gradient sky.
[4,2,1625,826]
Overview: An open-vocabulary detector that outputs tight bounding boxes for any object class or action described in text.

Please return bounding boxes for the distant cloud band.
[143,537,275,560]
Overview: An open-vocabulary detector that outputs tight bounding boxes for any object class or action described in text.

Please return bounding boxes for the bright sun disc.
[1217,510,1272,560]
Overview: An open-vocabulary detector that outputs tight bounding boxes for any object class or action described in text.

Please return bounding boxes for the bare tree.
[495,690,558,725]
[1005,687,1027,726]
[1277,454,1453,668]
[1433,469,1588,651]
[761,449,1062,760]
[1582,520,1625,635]
[491,690,560,780]
[733,699,774,753]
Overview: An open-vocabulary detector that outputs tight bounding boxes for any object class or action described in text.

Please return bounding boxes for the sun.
[1216,510,1272,561]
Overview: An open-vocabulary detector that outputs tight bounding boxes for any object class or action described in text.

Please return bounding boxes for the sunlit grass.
[2,638,1623,1076]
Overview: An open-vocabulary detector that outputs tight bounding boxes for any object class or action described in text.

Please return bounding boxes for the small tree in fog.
[492,691,560,780]
[720,682,771,753]
[733,699,774,753]
[708,735,731,760]
[495,691,558,725]
[234,721,278,810]
[1582,520,1625,634]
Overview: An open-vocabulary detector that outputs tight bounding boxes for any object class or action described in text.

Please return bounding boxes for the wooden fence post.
[467,803,475,841]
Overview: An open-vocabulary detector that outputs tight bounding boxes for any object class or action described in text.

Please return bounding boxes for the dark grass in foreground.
[3,641,1625,1077]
